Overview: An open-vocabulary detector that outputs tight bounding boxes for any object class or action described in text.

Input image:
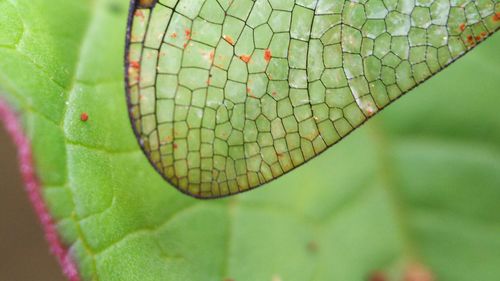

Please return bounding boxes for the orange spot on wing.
[223,35,235,45]
[493,12,500,22]
[185,29,192,40]
[240,55,251,63]
[459,23,466,31]
[160,136,173,145]
[128,60,141,82]
[134,10,145,20]
[264,49,272,63]
[247,90,255,98]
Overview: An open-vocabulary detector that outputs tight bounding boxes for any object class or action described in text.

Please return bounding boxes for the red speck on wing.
[185,29,192,40]
[130,60,140,70]
[264,49,272,63]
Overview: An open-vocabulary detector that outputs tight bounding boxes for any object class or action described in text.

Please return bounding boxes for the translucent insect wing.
[125,0,500,198]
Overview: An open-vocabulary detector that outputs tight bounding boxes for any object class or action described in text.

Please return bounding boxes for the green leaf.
[0,0,499,281]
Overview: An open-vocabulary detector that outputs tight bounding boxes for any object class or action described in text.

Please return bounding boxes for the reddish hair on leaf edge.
[0,100,81,281]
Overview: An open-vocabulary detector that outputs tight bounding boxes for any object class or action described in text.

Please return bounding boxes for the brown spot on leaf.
[307,241,319,253]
